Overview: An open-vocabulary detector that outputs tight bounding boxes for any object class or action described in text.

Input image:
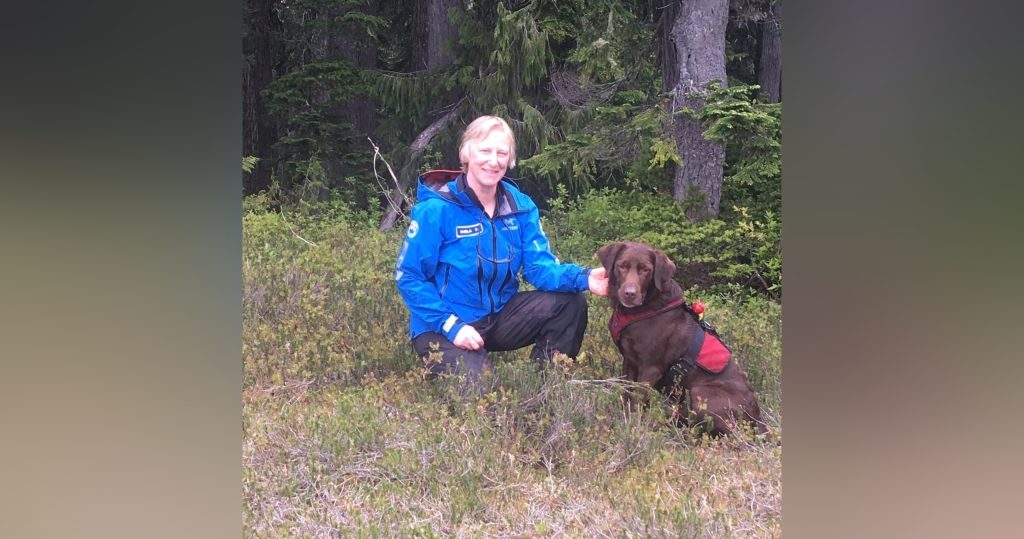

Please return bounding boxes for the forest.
[243,1,782,535]
[243,0,781,298]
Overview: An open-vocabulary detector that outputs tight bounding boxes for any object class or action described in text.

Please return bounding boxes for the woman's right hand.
[453,325,485,350]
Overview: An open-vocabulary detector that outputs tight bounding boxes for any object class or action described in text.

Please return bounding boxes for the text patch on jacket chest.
[455,223,484,238]
[500,217,519,231]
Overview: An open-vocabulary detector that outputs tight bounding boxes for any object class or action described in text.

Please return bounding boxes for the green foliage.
[368,0,665,201]
[243,194,781,534]
[243,198,408,388]
[242,155,260,173]
[546,188,781,298]
[248,0,781,232]
[685,82,782,219]
[259,0,387,201]
[519,99,672,195]
[263,58,378,198]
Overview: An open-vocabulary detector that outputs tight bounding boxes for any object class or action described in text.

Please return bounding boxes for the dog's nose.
[622,287,637,299]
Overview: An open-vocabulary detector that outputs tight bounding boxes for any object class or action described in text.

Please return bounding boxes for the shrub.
[545,187,781,299]
[243,200,414,388]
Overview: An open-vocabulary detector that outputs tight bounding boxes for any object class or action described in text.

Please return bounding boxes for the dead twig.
[368,136,410,220]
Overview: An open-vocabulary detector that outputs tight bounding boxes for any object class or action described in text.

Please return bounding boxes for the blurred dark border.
[784,1,1024,536]
[1,1,1022,537]
[0,2,240,537]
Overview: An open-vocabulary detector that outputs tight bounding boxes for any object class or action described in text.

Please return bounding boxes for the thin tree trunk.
[758,0,782,103]
[666,0,729,220]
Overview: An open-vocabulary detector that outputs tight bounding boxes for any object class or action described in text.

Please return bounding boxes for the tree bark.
[242,0,280,195]
[665,0,729,220]
[758,0,782,103]
[427,0,460,69]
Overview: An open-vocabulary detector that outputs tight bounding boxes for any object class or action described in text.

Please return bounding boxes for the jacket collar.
[455,174,519,217]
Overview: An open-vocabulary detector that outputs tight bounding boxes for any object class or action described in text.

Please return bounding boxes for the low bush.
[243,197,782,535]
[545,187,781,299]
[243,200,415,388]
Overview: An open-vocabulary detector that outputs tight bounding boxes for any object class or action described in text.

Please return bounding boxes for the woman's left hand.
[588,267,608,296]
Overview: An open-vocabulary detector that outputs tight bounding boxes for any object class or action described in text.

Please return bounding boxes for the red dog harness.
[608,299,731,377]
[608,297,686,343]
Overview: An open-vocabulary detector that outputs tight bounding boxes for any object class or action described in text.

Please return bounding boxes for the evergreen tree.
[663,0,730,220]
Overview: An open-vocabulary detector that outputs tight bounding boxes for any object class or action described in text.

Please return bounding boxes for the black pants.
[412,291,588,381]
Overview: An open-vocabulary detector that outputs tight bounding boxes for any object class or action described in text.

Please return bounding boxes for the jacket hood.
[415,170,527,215]
[416,170,465,205]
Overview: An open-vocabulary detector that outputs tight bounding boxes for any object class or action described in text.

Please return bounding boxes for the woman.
[394,115,608,380]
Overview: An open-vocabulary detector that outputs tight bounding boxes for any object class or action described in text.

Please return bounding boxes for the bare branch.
[368,137,411,219]
[279,210,317,247]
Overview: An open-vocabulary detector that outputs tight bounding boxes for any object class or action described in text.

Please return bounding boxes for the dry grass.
[243,365,781,538]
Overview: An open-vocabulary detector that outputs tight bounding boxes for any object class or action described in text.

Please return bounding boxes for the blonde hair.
[459,115,516,171]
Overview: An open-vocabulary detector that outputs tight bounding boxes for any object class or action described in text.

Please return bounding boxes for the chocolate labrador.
[597,241,765,436]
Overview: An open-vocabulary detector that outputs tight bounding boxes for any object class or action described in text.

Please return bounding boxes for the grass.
[243,205,781,537]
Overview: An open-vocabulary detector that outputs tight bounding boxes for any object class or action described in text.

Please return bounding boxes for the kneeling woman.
[394,115,608,381]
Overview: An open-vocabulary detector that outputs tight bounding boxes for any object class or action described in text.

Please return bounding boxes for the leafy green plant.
[242,155,260,173]
[545,188,781,298]
[243,200,412,388]
[683,82,782,220]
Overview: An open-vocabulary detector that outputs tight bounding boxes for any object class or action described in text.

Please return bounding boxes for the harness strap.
[609,298,730,390]
[608,297,685,344]
[661,303,729,389]
[658,322,704,388]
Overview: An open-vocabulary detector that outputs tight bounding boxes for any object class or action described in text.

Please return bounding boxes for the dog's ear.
[652,248,677,292]
[597,242,626,273]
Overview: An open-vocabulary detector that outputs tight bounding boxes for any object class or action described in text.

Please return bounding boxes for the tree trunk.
[758,0,782,103]
[427,0,460,69]
[378,0,463,231]
[665,0,729,220]
[242,0,280,195]
[322,0,379,198]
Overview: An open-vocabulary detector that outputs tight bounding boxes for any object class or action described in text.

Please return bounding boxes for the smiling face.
[464,128,512,194]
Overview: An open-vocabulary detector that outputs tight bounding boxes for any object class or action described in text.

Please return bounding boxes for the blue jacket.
[395,171,592,341]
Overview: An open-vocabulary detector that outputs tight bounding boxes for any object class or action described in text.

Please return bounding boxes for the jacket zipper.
[486,217,498,314]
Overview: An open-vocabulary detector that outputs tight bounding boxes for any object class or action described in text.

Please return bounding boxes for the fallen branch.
[378,99,466,231]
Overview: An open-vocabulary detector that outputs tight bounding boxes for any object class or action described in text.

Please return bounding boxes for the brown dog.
[597,241,764,436]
